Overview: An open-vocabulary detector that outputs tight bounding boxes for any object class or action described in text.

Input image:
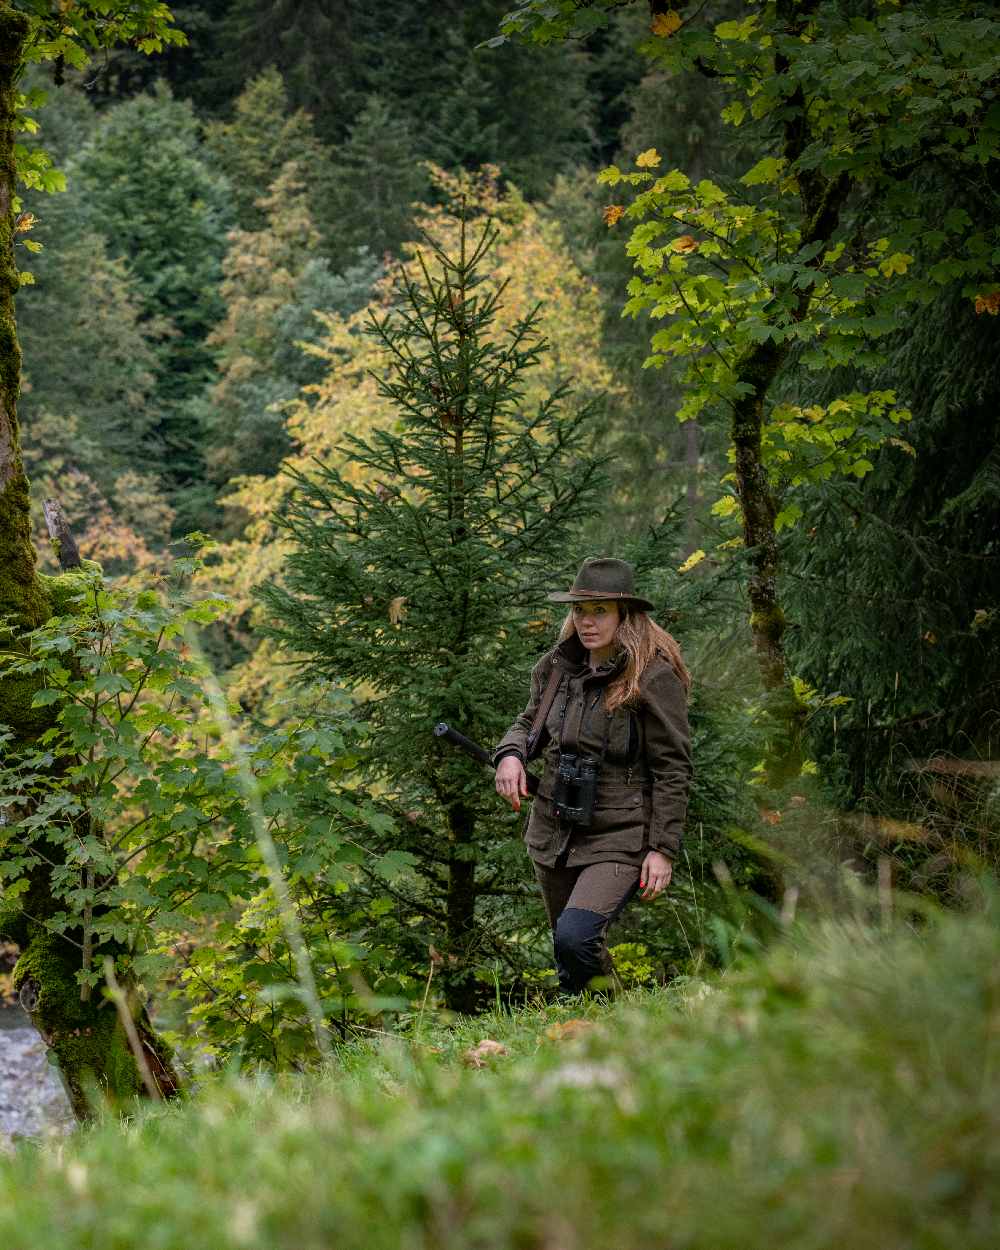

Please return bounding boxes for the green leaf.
[740,156,786,187]
[775,504,803,532]
[30,688,63,708]
[715,15,759,41]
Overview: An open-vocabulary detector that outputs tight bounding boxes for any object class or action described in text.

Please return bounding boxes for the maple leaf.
[651,10,682,37]
[388,595,408,625]
[635,148,662,169]
[974,290,1000,315]
[671,235,700,253]
[879,251,913,278]
[544,1018,595,1042]
[603,204,625,227]
[462,1039,509,1068]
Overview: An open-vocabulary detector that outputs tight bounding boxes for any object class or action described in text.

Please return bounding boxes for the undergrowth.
[0,888,997,1250]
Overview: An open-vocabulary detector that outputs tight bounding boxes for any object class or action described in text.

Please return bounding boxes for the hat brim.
[547,591,655,612]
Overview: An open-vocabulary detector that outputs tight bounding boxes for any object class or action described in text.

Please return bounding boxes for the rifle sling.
[525,665,563,762]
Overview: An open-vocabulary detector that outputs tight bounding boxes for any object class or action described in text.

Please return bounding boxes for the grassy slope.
[1,901,997,1250]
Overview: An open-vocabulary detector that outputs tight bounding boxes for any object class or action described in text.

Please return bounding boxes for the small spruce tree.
[259,219,605,1012]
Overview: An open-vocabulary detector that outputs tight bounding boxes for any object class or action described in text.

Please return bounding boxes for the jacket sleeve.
[640,661,693,859]
[491,654,552,767]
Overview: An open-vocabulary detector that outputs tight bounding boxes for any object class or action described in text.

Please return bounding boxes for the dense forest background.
[1,0,998,1078]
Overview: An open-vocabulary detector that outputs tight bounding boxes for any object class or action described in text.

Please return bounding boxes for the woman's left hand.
[639,850,673,900]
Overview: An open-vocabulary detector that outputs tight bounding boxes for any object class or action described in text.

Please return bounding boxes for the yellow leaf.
[677,548,706,573]
[711,495,740,518]
[15,211,36,233]
[603,204,625,227]
[650,10,682,37]
[879,251,913,277]
[635,148,662,169]
[388,595,408,626]
[671,234,700,253]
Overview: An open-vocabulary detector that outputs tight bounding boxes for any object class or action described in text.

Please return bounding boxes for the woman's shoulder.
[530,645,561,681]
[637,652,686,701]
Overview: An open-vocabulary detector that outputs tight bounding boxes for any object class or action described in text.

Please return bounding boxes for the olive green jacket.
[493,634,692,868]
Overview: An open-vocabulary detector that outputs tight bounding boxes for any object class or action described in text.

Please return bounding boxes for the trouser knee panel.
[554,907,609,993]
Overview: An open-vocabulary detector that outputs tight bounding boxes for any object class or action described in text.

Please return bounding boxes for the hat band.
[570,588,633,598]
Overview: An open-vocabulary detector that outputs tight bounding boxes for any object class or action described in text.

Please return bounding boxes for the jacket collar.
[555,633,627,682]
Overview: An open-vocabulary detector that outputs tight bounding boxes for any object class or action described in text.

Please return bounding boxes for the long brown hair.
[559,605,691,712]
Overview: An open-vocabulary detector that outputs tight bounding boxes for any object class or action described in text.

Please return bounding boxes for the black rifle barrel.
[433,722,540,796]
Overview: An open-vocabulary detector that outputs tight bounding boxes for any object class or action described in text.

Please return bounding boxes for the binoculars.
[552,752,600,827]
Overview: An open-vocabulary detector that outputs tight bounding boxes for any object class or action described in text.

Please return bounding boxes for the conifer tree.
[75,83,231,487]
[323,94,429,269]
[259,220,604,1011]
[204,66,331,233]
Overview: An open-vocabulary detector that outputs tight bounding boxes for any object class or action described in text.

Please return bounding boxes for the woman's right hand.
[495,755,529,812]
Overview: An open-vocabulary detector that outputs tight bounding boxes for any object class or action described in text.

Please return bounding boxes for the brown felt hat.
[547,557,654,612]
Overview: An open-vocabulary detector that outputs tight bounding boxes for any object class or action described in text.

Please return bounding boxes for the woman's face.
[572,600,620,653]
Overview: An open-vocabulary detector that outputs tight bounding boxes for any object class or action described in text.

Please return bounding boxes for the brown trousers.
[532,858,641,994]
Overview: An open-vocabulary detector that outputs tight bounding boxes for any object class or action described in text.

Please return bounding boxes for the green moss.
[0,478,51,628]
[749,605,787,636]
[13,930,140,1120]
[0,564,103,742]
[0,669,48,738]
[37,561,102,614]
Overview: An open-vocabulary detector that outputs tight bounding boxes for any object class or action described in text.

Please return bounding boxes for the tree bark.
[683,417,701,556]
[438,221,481,1015]
[443,801,479,1014]
[732,1,850,693]
[731,338,789,689]
[43,498,82,569]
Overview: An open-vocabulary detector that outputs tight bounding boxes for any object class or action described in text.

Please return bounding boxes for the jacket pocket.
[577,790,647,854]
[524,797,559,854]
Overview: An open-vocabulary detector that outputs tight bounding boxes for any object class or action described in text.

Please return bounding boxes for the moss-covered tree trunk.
[721,1,852,785]
[0,2,178,1120]
[0,8,48,633]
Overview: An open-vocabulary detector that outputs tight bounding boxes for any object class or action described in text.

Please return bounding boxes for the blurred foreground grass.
[1,893,997,1250]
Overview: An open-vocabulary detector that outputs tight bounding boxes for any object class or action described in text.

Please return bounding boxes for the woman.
[493,557,692,995]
